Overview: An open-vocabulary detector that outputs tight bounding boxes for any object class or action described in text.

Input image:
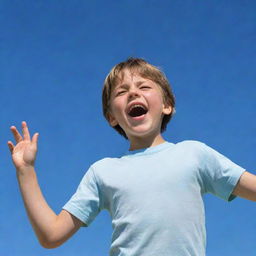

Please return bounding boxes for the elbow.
[39,237,63,249]
[40,240,59,249]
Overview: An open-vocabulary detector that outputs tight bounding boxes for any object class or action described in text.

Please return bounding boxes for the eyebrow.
[115,81,146,90]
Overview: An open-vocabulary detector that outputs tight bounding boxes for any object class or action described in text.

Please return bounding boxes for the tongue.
[129,107,147,117]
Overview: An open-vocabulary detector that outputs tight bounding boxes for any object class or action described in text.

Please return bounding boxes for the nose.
[128,86,140,99]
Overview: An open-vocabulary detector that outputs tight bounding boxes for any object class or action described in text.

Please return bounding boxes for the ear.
[107,112,118,127]
[162,104,173,115]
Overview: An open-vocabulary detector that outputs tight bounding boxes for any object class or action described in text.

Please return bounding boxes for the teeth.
[129,104,146,112]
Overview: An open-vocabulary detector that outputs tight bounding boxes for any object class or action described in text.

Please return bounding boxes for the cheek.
[110,99,124,118]
[147,92,164,108]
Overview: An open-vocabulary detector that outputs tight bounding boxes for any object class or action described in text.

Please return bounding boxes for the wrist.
[16,165,36,177]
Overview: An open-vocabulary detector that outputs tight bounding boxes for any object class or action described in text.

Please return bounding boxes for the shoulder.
[172,140,217,161]
[91,157,121,169]
[89,157,122,177]
[175,140,208,152]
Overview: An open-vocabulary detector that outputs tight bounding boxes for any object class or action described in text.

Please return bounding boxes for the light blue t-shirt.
[63,141,245,256]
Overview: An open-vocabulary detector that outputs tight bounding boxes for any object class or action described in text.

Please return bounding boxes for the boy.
[8,58,256,255]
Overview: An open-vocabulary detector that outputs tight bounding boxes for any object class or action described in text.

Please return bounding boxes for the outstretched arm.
[233,171,256,201]
[8,121,83,248]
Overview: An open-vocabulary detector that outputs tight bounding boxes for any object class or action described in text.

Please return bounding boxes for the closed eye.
[116,90,126,96]
[140,86,151,90]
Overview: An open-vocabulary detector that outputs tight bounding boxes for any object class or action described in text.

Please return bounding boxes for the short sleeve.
[198,143,245,201]
[63,166,103,226]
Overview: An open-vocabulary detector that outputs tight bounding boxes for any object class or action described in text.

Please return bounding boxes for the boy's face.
[108,69,172,140]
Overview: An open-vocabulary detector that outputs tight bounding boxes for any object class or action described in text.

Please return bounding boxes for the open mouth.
[128,104,148,117]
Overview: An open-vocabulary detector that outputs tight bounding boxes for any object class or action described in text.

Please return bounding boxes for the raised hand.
[8,121,39,171]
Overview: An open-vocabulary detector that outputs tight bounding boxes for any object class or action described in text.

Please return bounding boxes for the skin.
[7,71,256,248]
[108,69,172,150]
[233,171,256,201]
[8,122,83,248]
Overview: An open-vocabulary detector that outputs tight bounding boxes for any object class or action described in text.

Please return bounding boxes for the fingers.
[9,121,38,144]
[22,121,31,141]
[10,126,23,143]
[7,141,15,153]
[32,133,39,145]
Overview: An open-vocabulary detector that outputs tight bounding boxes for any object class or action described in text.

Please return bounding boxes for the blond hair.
[102,58,175,138]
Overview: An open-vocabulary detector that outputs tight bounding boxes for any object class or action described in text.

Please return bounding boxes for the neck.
[128,133,166,151]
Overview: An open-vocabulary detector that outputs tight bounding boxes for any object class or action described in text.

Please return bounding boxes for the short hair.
[102,57,176,139]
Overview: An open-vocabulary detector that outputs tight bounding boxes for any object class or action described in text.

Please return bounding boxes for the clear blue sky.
[1,1,256,255]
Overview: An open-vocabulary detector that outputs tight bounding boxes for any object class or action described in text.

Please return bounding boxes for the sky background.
[0,1,256,255]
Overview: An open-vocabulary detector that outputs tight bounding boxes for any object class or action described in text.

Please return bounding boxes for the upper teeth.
[129,104,146,112]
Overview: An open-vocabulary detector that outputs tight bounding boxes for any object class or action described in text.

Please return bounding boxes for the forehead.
[113,69,154,89]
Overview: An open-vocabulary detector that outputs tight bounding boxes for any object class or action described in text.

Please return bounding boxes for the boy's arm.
[8,122,83,248]
[233,171,256,201]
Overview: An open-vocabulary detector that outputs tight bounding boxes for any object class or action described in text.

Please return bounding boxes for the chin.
[127,127,160,138]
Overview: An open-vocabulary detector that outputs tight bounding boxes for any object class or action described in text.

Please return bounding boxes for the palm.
[12,141,36,168]
[8,122,39,170]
